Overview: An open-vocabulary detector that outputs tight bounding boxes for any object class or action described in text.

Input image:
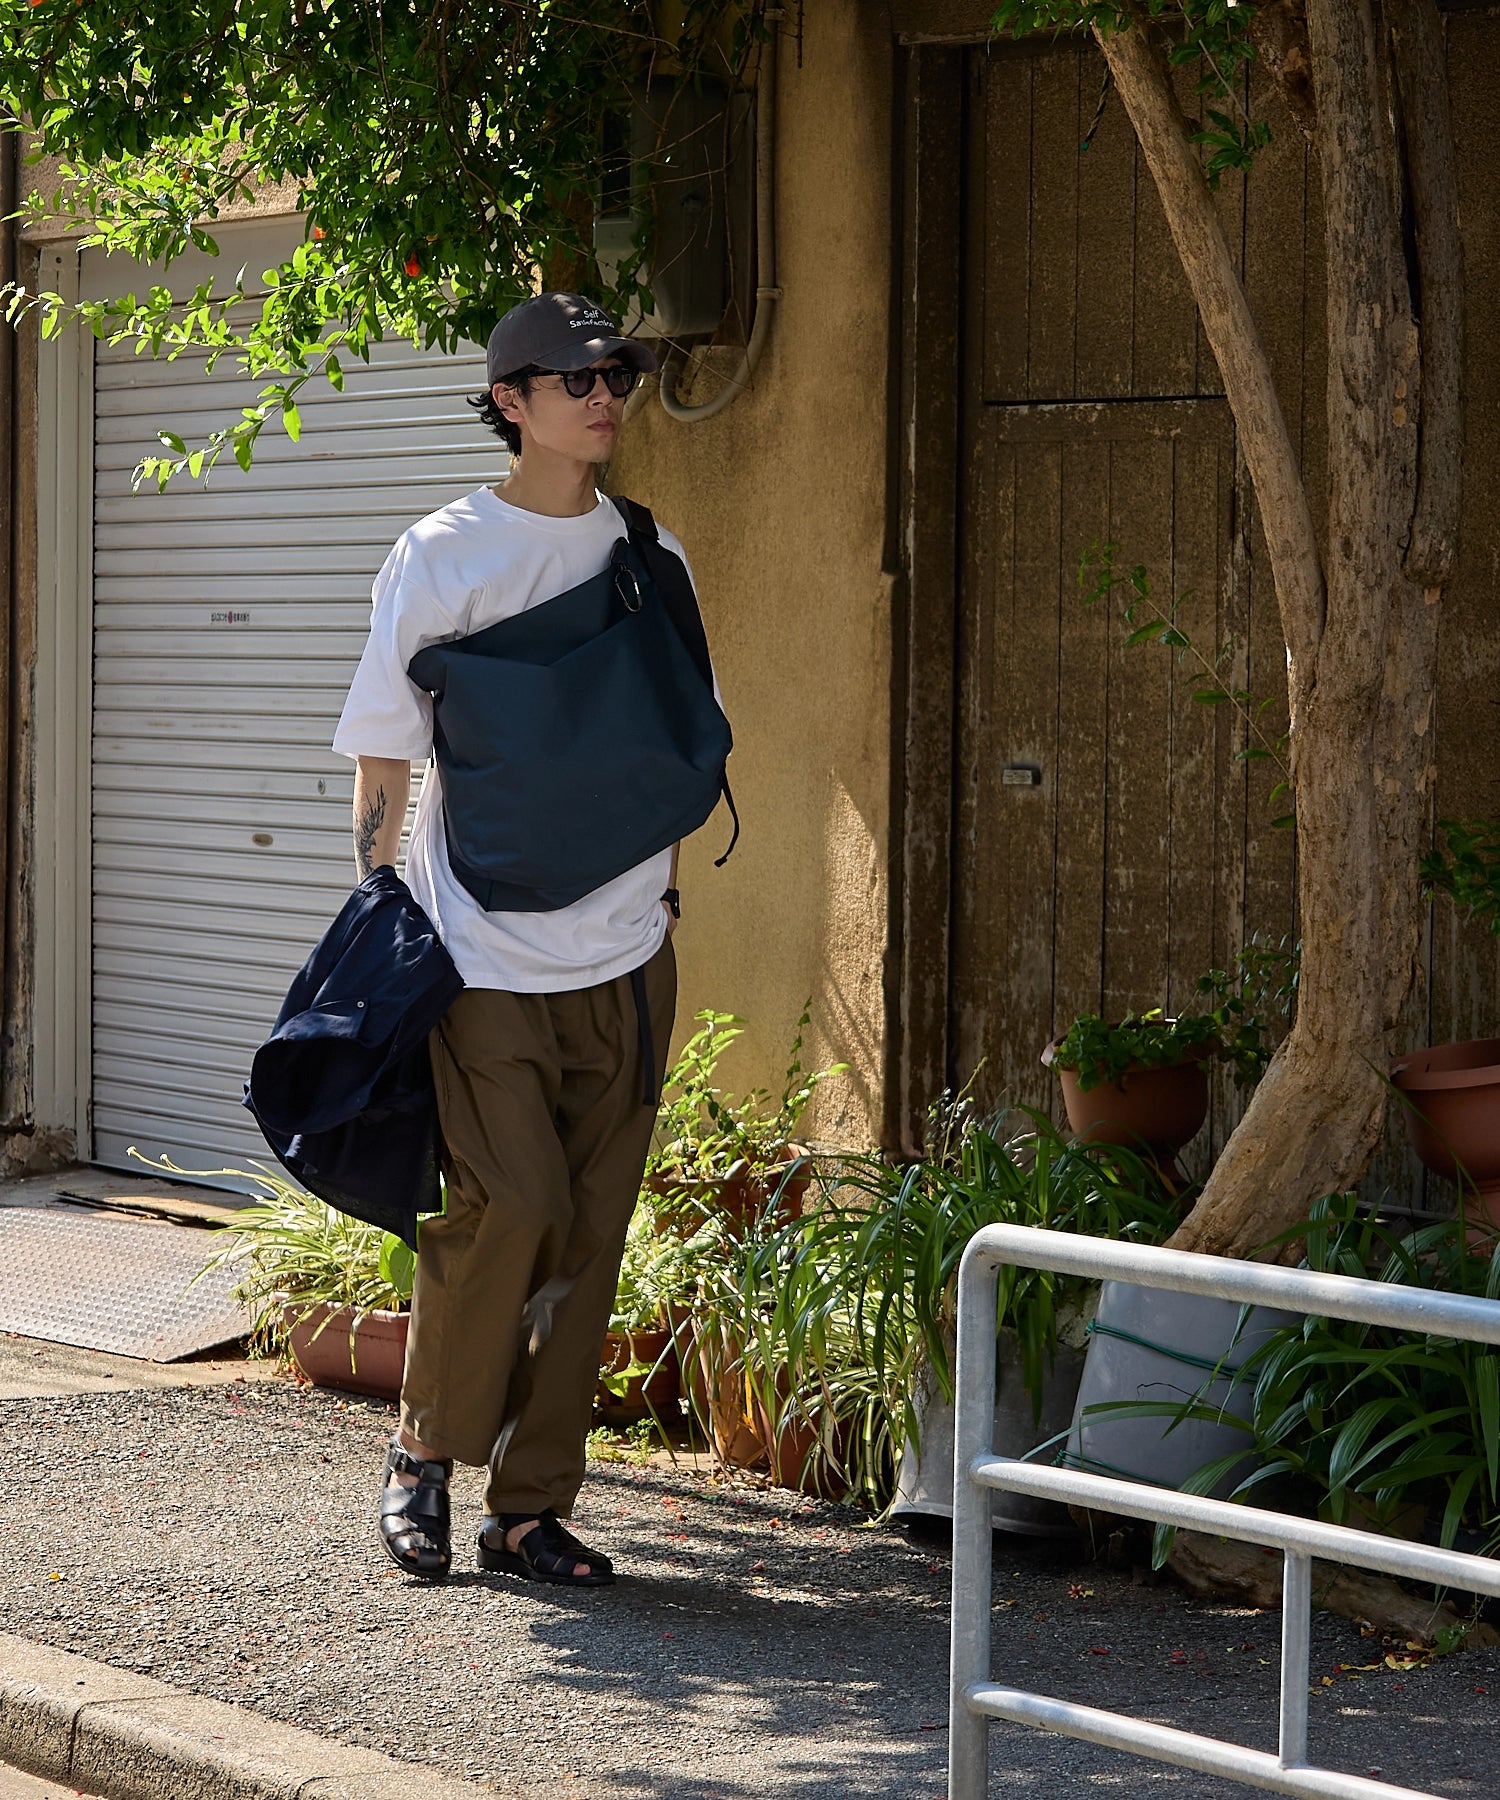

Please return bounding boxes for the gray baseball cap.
[485,292,658,386]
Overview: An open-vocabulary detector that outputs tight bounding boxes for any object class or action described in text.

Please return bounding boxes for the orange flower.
[311,225,326,240]
[403,253,420,277]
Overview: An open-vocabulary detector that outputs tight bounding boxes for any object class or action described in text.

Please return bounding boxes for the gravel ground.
[5,1375,1498,1798]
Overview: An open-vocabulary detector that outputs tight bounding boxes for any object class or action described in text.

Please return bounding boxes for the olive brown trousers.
[398,932,676,1519]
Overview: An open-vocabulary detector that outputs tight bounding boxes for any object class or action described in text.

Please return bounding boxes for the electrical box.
[595,78,733,339]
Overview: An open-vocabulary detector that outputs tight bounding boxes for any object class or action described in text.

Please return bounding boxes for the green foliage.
[724,1100,1178,1509]
[1049,1008,1221,1093]
[1156,1194,1500,1566]
[189,1161,414,1357]
[610,1203,700,1332]
[587,1418,665,1466]
[1050,941,1297,1093]
[1,0,761,485]
[989,0,1266,185]
[1422,819,1500,937]
[645,1004,847,1192]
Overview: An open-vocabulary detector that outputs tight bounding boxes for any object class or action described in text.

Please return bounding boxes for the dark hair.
[467,367,535,457]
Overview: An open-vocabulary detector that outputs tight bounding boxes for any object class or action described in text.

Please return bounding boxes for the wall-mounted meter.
[595,78,734,340]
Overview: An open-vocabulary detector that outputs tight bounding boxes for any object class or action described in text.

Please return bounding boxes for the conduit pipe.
[658,21,780,421]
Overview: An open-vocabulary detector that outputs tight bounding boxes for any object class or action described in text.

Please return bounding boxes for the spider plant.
[1141,1194,1500,1565]
[728,1101,1178,1509]
[191,1160,415,1358]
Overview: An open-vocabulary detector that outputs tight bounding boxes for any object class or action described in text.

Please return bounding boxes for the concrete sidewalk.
[4,1339,1499,1798]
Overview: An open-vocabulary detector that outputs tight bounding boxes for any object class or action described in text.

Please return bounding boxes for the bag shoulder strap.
[610,495,715,693]
[610,493,739,868]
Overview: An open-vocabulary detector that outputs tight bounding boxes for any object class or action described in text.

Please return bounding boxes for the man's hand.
[353,757,411,880]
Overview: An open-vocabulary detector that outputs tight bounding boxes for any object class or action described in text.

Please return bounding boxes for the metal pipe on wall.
[658,21,780,421]
[0,118,19,1125]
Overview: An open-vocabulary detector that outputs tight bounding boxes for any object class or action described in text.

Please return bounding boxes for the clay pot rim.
[283,1300,409,1330]
[1391,1038,1500,1093]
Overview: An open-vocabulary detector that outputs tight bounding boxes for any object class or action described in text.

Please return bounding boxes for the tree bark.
[1174,0,1414,1255]
[1095,20,1326,723]
[1097,3,1455,1257]
[1377,0,1462,1043]
[1388,0,1464,589]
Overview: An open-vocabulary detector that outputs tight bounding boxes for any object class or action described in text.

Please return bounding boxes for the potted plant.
[194,1164,416,1401]
[638,1005,846,1469]
[595,1205,682,1426]
[1043,939,1297,1187]
[644,1004,846,1234]
[1153,1195,1500,1588]
[1394,818,1500,1231]
[737,1098,1179,1521]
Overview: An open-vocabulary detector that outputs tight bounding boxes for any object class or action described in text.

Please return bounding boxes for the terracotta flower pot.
[594,1326,680,1424]
[1043,1041,1210,1188]
[284,1303,408,1402]
[688,1315,765,1469]
[645,1163,810,1237]
[1391,1037,1500,1237]
[750,1378,848,1501]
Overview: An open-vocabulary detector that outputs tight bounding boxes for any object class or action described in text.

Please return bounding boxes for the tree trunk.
[1097,2,1457,1257]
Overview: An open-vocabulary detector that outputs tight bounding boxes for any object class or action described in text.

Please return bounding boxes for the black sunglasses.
[530,364,639,399]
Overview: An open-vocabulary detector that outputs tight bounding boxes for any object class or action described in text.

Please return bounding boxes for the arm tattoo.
[355,786,388,880]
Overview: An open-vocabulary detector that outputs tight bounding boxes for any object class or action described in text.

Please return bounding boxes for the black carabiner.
[612,538,644,613]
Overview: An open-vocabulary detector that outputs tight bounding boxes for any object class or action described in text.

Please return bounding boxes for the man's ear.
[493,381,523,425]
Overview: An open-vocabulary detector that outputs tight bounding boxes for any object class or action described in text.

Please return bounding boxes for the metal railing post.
[1279,1551,1311,1769]
[949,1243,998,1798]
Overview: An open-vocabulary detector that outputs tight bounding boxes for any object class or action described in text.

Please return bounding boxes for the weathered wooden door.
[948,41,1280,1136]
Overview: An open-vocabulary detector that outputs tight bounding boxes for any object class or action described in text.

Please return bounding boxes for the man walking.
[331,292,728,1585]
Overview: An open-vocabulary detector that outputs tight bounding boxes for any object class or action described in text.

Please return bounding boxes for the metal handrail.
[949,1225,1500,1800]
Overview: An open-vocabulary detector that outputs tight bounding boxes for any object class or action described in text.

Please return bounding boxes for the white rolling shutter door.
[92,334,501,1178]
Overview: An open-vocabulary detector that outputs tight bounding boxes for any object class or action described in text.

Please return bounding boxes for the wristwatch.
[662,887,681,919]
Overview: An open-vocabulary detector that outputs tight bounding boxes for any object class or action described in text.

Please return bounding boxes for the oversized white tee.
[332,485,703,993]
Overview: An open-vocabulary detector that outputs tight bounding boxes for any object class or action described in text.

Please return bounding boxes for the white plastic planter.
[1064,1280,1298,1493]
[895,1328,1085,1536]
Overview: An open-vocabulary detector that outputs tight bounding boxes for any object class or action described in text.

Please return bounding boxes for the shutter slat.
[92,328,496,1173]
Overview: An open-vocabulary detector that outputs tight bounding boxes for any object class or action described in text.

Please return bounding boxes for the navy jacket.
[244,868,464,1247]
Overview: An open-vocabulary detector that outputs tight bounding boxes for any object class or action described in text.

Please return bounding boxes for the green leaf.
[281,400,302,443]
[157,430,186,454]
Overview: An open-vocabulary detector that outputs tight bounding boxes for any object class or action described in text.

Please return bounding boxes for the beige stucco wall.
[608,3,895,1147]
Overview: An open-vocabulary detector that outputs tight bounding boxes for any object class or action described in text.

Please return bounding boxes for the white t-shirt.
[332,485,702,993]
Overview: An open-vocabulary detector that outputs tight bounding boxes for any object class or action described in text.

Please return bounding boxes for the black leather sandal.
[477,1509,615,1587]
[378,1438,453,1579]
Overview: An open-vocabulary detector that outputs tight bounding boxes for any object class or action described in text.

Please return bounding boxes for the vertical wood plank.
[1051,438,1112,1106]
[1102,434,1174,1020]
[1427,14,1500,1107]
[983,49,1032,405]
[1166,418,1229,1017]
[1167,415,1232,1168]
[949,410,1009,1101]
[1073,42,1136,401]
[1026,43,1081,400]
[1002,437,1064,1111]
[894,47,967,1152]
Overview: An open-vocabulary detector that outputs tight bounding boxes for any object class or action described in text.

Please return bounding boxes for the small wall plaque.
[1001,764,1041,787]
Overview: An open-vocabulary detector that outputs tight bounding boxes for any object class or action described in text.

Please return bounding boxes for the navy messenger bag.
[406,495,736,913]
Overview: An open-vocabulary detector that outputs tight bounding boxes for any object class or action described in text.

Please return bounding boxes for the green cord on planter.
[1085,1318,1252,1383]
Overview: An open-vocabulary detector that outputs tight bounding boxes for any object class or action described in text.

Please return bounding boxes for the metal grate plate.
[0,1207,250,1361]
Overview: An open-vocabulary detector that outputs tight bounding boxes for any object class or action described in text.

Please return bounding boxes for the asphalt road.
[5,1360,1498,1798]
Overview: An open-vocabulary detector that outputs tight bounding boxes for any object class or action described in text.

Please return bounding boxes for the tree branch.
[1388,0,1464,586]
[1248,0,1318,144]
[1094,13,1325,721]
